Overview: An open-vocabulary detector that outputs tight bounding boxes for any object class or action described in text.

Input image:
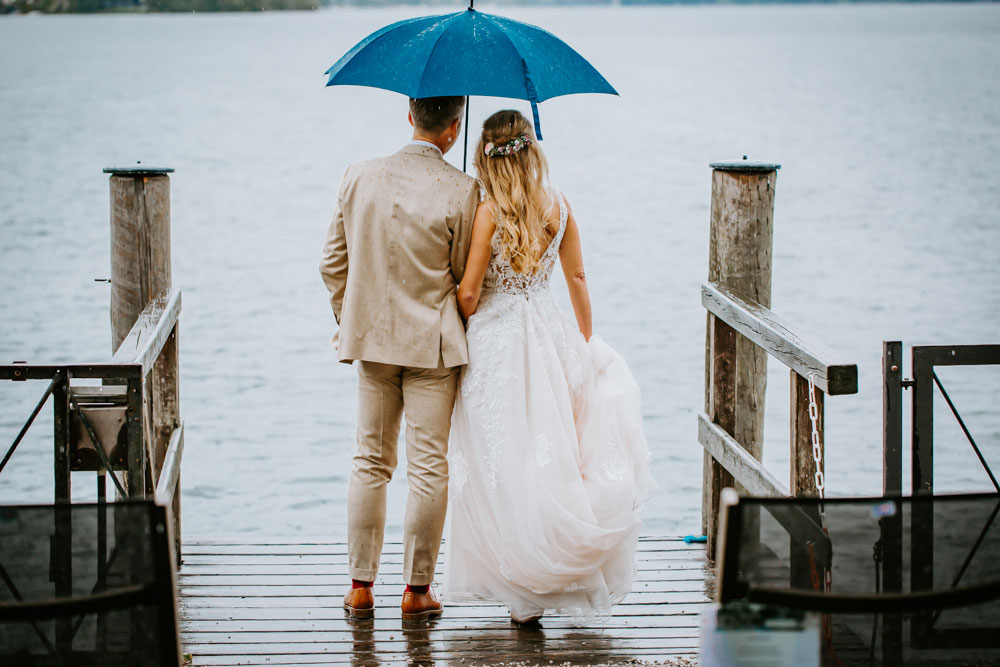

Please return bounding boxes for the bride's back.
[481,190,567,298]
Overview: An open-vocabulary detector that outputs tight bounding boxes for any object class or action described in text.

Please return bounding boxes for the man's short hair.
[409,96,465,134]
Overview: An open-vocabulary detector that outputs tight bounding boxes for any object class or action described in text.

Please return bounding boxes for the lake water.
[1,3,999,540]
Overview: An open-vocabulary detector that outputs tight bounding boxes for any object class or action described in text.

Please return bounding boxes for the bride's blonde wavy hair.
[474,110,555,275]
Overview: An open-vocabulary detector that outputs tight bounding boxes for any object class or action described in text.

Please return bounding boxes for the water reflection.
[402,620,435,667]
[344,614,638,665]
[437,620,631,666]
[347,617,377,667]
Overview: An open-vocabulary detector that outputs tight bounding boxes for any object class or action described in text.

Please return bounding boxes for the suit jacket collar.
[397,144,445,161]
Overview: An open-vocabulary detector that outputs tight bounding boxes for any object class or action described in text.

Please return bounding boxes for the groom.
[319,96,478,621]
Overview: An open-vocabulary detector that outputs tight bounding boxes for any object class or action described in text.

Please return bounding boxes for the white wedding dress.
[444,191,657,621]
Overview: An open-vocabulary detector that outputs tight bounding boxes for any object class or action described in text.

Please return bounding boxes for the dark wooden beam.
[701,281,858,396]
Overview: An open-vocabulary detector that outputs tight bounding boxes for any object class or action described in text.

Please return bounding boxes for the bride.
[444,109,656,624]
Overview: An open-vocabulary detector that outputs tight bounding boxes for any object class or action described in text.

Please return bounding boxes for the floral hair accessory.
[484,134,532,158]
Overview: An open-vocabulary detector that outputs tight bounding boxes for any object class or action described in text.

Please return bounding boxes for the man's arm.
[319,168,351,323]
[450,181,480,285]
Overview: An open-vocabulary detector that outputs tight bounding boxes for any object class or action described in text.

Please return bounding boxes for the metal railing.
[882,342,1000,658]
[0,289,184,555]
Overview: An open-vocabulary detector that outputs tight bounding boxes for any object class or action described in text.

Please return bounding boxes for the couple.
[319,96,655,625]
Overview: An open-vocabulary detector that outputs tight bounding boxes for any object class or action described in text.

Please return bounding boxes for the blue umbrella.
[324,2,617,170]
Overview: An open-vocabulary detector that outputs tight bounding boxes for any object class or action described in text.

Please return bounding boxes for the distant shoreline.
[2,0,996,15]
[0,0,316,13]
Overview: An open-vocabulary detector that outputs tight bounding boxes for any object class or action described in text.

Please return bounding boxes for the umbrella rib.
[483,13,618,101]
[415,13,465,98]
[479,15,538,102]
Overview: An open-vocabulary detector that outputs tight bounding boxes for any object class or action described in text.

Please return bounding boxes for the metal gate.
[881,342,1000,663]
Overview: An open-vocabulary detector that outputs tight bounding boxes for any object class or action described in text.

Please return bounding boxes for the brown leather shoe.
[401,586,443,622]
[343,586,374,619]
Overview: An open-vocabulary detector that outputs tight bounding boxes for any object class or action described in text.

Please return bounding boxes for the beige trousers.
[347,360,459,586]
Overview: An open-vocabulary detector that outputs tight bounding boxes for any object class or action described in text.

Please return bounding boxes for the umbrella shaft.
[463,96,470,173]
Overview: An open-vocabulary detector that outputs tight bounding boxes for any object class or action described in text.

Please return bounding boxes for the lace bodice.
[481,191,567,297]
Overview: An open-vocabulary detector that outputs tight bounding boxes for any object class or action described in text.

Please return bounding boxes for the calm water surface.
[1,3,999,539]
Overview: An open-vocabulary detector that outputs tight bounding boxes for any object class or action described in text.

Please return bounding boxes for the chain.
[807,374,841,665]
[807,373,824,497]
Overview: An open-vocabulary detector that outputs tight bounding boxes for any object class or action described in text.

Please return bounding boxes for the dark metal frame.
[0,364,148,656]
[0,288,184,658]
[0,501,182,666]
[0,364,144,501]
[882,342,1000,655]
[717,491,1000,612]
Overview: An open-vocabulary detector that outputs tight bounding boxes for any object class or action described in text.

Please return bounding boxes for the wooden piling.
[107,167,173,352]
[104,165,182,558]
[789,370,824,497]
[702,160,779,554]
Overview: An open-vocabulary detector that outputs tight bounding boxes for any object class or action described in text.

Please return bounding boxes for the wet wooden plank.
[180,594,710,610]
[177,564,710,581]
[181,556,708,577]
[181,542,706,555]
[184,536,691,545]
[179,537,709,665]
[184,638,701,656]
[180,631,702,647]
[181,617,704,632]
[188,651,699,667]
[178,605,708,621]
[177,577,707,593]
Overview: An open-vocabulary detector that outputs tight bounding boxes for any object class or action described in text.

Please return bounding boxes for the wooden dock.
[178,536,711,666]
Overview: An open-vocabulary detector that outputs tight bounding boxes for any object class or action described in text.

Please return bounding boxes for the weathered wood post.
[107,166,173,353]
[789,372,823,497]
[788,371,824,591]
[104,164,181,557]
[703,160,779,556]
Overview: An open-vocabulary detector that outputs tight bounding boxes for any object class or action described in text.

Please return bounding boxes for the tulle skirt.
[444,290,656,621]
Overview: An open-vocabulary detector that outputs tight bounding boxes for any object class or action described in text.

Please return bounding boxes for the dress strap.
[552,189,568,234]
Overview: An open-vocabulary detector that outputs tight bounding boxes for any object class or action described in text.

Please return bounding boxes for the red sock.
[405,584,429,594]
[352,579,373,589]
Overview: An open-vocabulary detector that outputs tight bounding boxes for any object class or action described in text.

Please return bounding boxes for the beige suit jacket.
[319,144,479,368]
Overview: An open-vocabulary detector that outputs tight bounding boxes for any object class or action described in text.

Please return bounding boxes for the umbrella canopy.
[324,5,617,152]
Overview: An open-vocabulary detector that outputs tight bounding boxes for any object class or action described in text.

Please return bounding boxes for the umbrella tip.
[468,0,473,10]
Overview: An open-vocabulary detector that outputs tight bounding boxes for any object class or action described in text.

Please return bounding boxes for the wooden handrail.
[698,414,788,498]
[701,281,858,395]
[111,289,182,373]
[154,424,184,506]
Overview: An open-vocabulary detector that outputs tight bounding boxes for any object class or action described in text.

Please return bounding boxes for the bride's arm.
[457,201,496,321]
[558,197,592,341]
